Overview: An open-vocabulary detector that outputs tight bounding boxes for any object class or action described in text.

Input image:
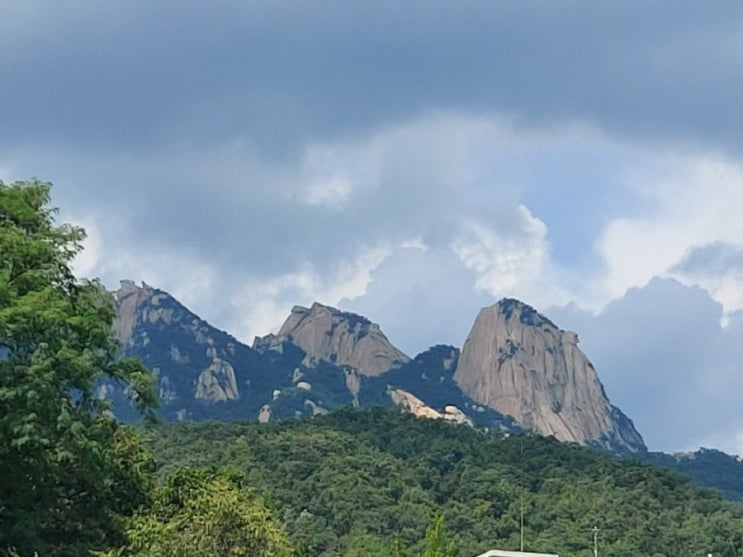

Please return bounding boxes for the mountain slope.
[254,302,409,376]
[112,280,276,421]
[642,448,743,501]
[111,283,743,504]
[112,282,639,453]
[112,282,480,425]
[454,299,645,453]
[139,408,743,557]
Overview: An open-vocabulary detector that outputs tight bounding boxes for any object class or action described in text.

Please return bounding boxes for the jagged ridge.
[111,282,643,454]
[254,302,410,377]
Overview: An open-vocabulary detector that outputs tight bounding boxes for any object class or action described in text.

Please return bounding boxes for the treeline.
[139,407,743,557]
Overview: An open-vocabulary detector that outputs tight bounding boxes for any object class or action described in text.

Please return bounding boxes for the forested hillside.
[139,407,743,557]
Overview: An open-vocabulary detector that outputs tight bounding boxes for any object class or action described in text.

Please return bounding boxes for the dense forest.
[137,407,743,557]
[3,179,743,557]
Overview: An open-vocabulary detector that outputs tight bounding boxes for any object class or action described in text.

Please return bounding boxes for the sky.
[3,1,743,455]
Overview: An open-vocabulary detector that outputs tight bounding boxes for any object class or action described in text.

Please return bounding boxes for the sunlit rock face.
[454,299,646,454]
[111,283,644,455]
[388,389,474,426]
[195,354,239,402]
[113,280,171,347]
[255,302,410,377]
[389,388,443,420]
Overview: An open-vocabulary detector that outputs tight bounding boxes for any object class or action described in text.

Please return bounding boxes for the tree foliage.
[140,407,743,557]
[422,514,456,557]
[0,180,157,556]
[100,468,291,557]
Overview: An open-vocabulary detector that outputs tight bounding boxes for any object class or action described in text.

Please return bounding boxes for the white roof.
[474,551,559,557]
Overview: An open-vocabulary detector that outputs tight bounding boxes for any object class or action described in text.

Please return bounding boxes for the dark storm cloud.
[3,1,743,156]
[15,114,528,289]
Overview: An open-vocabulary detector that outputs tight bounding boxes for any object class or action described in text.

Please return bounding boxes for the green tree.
[422,514,456,557]
[103,468,291,557]
[0,179,157,556]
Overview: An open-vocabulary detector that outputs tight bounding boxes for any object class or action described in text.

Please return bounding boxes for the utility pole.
[520,439,524,552]
[592,526,599,557]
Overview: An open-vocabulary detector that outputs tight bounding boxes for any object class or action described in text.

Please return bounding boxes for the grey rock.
[454,298,645,453]
[255,302,409,376]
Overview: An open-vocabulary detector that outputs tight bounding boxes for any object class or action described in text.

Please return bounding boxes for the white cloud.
[225,245,393,342]
[598,154,743,315]
[68,214,103,280]
[450,205,563,308]
[302,178,353,208]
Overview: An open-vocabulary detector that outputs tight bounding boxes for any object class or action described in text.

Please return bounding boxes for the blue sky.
[3,1,743,455]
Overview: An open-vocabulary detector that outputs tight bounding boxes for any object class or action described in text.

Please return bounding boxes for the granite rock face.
[453,299,646,453]
[195,355,239,402]
[389,388,474,426]
[111,281,262,415]
[111,282,645,455]
[113,280,173,347]
[255,302,409,377]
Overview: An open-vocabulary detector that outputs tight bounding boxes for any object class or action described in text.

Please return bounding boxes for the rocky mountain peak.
[453,299,645,453]
[255,302,409,377]
[112,280,246,408]
[113,280,168,346]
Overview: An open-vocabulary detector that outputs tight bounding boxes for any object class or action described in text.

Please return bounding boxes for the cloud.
[598,155,743,314]
[672,242,743,277]
[669,242,743,316]
[340,246,493,356]
[551,278,743,455]
[450,205,570,310]
[4,2,743,156]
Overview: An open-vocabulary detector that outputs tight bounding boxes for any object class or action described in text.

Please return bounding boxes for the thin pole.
[520,439,524,552]
[592,526,599,557]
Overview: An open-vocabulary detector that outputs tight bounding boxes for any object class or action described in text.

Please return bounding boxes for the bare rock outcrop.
[256,302,409,377]
[113,280,246,406]
[389,389,474,426]
[389,388,443,420]
[113,280,172,346]
[442,405,474,426]
[195,358,239,402]
[454,299,645,453]
[258,404,272,423]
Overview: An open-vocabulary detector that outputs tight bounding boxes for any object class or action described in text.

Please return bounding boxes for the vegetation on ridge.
[139,408,743,557]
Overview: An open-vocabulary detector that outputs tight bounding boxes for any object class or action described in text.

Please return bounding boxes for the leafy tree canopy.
[0,179,157,556]
[99,467,291,557]
[140,408,743,557]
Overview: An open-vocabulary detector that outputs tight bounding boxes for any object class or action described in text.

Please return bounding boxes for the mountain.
[111,281,743,503]
[111,282,638,453]
[110,281,511,431]
[254,302,409,376]
[112,280,275,421]
[642,448,743,501]
[454,299,645,453]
